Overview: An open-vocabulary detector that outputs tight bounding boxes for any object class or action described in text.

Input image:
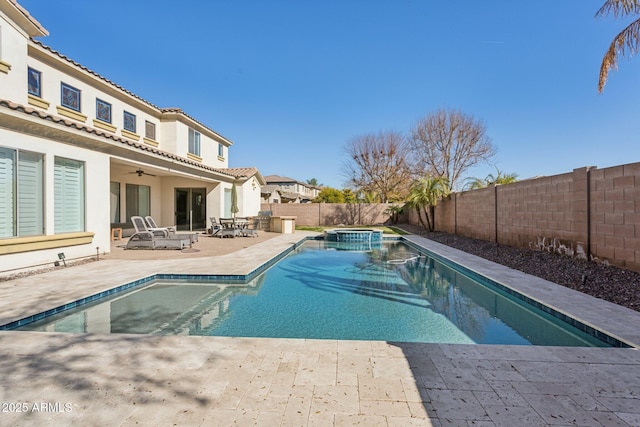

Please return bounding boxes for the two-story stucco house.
[263,175,320,203]
[0,0,265,273]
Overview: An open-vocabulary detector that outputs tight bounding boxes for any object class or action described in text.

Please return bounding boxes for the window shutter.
[17,151,44,236]
[54,157,85,233]
[0,148,15,237]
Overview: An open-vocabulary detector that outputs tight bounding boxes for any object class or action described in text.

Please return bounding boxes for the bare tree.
[342,131,413,202]
[409,108,496,191]
[596,0,640,92]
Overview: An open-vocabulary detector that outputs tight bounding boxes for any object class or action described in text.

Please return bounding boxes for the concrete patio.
[1,231,640,426]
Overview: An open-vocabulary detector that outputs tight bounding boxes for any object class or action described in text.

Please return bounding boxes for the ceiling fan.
[129,168,156,177]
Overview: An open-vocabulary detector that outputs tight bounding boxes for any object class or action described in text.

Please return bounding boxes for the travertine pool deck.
[1,232,640,426]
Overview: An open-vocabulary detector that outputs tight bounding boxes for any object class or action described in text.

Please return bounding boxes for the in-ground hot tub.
[324,228,383,242]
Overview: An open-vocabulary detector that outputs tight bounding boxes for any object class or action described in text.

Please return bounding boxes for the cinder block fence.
[415,163,640,272]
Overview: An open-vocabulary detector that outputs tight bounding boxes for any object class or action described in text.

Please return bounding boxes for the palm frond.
[598,17,640,92]
[596,0,640,18]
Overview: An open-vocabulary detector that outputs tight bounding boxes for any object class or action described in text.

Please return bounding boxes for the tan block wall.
[497,171,581,248]
[410,163,640,272]
[590,163,640,271]
[260,203,394,227]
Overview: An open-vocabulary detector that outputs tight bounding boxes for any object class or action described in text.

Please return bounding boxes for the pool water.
[17,240,611,346]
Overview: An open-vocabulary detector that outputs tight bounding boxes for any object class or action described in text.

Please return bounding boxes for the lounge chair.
[146,215,198,244]
[126,216,191,250]
[209,217,222,237]
[145,216,176,234]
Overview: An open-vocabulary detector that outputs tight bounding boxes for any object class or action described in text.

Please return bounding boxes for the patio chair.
[126,216,191,250]
[145,216,176,234]
[132,216,169,238]
[218,218,240,238]
[209,217,222,237]
[242,218,259,237]
[145,215,198,244]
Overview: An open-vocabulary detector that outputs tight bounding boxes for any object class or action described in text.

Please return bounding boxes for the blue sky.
[19,1,640,189]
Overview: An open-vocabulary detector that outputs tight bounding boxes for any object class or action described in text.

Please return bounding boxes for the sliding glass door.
[175,188,206,231]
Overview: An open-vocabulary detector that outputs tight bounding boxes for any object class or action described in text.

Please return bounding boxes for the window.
[0,147,44,238]
[54,157,85,233]
[96,99,111,123]
[61,83,81,111]
[188,128,201,156]
[145,120,156,140]
[110,181,120,223]
[125,184,150,222]
[27,67,42,97]
[123,111,136,132]
[218,143,224,157]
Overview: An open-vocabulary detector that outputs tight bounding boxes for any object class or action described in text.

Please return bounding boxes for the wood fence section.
[421,163,640,272]
[260,203,393,227]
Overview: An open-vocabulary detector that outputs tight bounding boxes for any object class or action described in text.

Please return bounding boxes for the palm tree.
[463,169,518,190]
[406,176,450,232]
[597,0,640,92]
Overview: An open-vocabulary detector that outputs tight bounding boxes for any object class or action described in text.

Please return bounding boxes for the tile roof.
[260,184,281,194]
[264,174,297,183]
[0,98,238,180]
[222,167,260,179]
[6,0,48,36]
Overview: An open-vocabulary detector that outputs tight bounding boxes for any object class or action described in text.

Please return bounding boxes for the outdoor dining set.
[210,217,259,238]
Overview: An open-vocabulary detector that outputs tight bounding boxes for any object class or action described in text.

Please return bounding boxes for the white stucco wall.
[0,9,29,102]
[239,178,261,217]
[0,128,110,271]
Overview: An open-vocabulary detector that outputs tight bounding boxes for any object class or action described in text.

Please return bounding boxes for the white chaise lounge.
[126,216,191,250]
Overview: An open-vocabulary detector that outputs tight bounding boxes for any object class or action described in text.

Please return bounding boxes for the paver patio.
[1,231,639,426]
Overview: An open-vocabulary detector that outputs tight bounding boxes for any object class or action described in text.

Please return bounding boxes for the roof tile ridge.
[0,98,238,179]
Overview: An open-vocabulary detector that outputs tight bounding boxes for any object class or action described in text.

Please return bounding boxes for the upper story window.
[61,83,81,112]
[218,143,224,158]
[145,120,156,140]
[27,67,42,97]
[123,111,136,133]
[188,128,201,157]
[96,99,111,123]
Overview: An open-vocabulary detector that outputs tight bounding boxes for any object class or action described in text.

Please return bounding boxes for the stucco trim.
[27,94,50,109]
[121,129,140,141]
[142,137,159,147]
[92,119,117,133]
[0,60,11,74]
[187,152,203,162]
[0,232,95,255]
[56,105,87,122]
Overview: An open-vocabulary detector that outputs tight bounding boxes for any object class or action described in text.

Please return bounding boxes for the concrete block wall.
[497,170,580,248]
[454,187,496,242]
[260,203,393,227]
[590,163,640,271]
[417,163,640,272]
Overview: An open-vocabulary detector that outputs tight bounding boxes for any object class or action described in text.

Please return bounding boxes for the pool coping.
[2,233,639,349]
[402,234,640,348]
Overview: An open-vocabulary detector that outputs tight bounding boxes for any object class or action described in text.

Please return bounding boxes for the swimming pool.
[10,240,622,347]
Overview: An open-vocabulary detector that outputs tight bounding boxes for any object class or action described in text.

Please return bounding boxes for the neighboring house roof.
[0,98,240,181]
[260,184,281,195]
[28,40,233,146]
[280,192,301,200]
[264,174,297,183]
